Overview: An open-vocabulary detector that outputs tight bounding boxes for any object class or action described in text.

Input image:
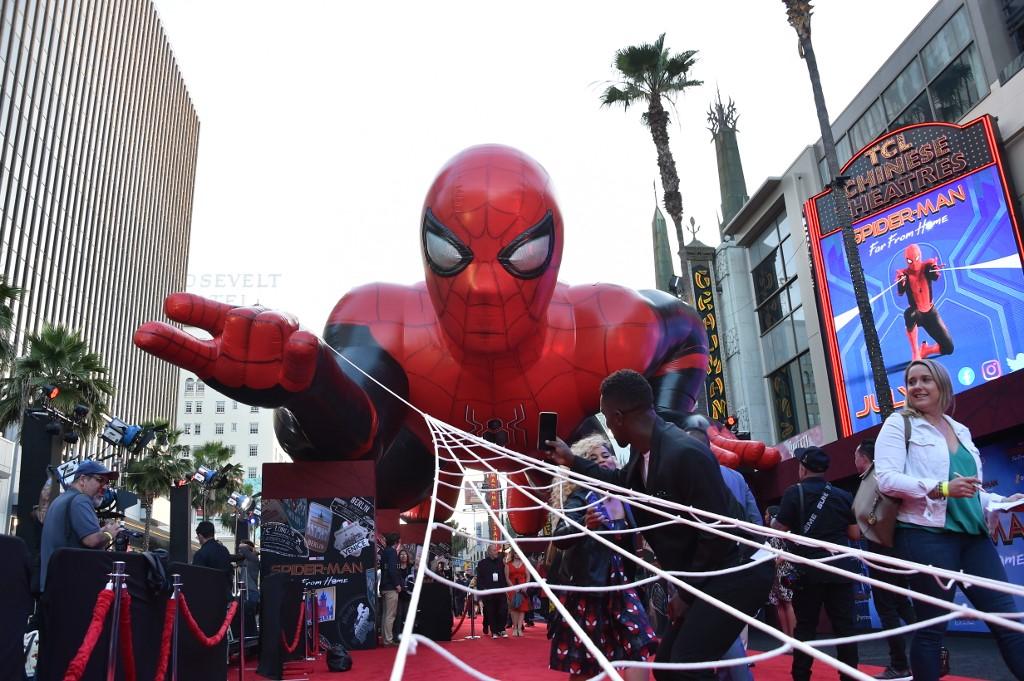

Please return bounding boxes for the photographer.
[39,460,123,591]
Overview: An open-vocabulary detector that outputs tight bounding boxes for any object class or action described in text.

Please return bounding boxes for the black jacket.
[475,555,507,591]
[553,487,638,587]
[193,538,234,594]
[571,418,740,602]
[380,546,400,591]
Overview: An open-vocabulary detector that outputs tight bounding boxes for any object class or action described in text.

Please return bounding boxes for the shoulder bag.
[853,414,910,548]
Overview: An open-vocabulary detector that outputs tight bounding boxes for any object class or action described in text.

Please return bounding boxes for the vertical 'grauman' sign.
[692,265,728,421]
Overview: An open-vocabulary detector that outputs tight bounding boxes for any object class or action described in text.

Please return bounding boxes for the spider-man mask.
[421,145,564,354]
[904,244,923,270]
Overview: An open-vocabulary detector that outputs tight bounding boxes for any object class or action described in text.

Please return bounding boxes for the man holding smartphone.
[548,370,772,680]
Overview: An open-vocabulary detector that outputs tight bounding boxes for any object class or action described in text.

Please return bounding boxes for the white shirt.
[875,412,1003,528]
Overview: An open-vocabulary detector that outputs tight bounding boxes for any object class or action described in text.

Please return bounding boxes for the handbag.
[853,415,910,548]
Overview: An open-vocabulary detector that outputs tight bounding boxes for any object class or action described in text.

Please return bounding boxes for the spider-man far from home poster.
[807,117,1024,436]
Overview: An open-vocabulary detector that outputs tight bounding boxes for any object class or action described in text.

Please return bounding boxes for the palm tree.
[782,1,894,417]
[120,420,192,550]
[191,440,244,521]
[0,324,115,437]
[601,34,702,303]
[0,278,24,373]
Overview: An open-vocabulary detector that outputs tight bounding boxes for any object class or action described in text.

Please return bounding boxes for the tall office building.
[1,0,197,422]
[0,0,198,525]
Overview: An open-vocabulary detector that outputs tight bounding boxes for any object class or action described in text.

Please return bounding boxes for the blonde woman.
[548,434,656,680]
[875,358,1024,680]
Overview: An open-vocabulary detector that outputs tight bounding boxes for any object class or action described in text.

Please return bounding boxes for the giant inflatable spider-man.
[135,145,775,535]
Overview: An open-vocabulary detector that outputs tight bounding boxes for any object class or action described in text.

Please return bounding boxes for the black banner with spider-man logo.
[692,265,728,421]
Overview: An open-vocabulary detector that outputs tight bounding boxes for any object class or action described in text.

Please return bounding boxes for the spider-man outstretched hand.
[136,145,774,534]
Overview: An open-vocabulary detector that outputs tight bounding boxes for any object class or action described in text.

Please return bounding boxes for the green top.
[898,441,988,536]
[943,442,988,535]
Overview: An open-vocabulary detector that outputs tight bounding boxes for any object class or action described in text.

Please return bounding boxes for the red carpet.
[244,623,988,680]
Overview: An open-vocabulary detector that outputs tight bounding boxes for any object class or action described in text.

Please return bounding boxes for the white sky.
[153,0,934,333]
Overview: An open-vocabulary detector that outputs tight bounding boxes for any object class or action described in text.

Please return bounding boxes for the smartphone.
[584,491,610,526]
[537,411,558,450]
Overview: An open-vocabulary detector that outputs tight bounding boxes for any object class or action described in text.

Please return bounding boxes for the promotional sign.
[805,117,1024,436]
[260,494,377,649]
[693,265,728,421]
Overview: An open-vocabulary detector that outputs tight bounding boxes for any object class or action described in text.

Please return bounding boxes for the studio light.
[45,421,62,436]
[101,419,128,447]
[63,431,79,444]
[192,465,217,485]
[228,492,253,512]
[41,384,60,400]
[72,404,90,420]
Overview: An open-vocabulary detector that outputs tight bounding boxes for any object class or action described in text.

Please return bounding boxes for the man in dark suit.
[193,520,234,596]
[548,369,772,680]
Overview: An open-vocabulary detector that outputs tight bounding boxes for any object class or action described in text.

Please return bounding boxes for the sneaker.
[500,631,509,638]
[874,667,910,679]
[491,633,498,639]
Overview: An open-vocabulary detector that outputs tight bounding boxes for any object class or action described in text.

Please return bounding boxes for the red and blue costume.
[896,244,954,360]
[135,145,763,534]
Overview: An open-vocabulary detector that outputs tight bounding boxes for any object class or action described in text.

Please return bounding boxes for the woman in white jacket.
[875,358,1024,680]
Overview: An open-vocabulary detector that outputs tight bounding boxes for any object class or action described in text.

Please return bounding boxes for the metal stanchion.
[237,567,247,681]
[304,589,314,661]
[171,574,182,681]
[106,560,126,681]
[465,594,480,640]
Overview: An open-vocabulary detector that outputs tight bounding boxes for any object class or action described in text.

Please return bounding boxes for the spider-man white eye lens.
[422,209,473,277]
[506,235,550,273]
[498,211,555,279]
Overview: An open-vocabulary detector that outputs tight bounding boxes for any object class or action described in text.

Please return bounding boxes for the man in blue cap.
[39,460,123,591]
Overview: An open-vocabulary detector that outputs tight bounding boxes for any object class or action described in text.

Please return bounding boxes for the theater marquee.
[804,116,1024,437]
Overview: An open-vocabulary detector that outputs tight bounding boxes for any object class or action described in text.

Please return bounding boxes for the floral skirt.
[549,555,659,676]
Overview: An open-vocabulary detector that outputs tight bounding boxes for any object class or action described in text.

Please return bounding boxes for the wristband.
[940,481,949,498]
[102,531,113,545]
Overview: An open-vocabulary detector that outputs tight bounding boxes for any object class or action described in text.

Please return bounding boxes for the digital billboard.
[805,116,1024,436]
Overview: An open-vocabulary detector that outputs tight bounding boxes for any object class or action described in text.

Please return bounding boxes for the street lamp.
[782,0,894,417]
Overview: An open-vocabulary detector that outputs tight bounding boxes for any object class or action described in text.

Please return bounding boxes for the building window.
[249,445,258,457]
[194,423,201,435]
[184,401,192,414]
[232,423,237,432]
[929,44,986,122]
[185,378,195,396]
[250,405,259,414]
[767,352,821,441]
[882,58,927,121]
[215,423,224,435]
[921,8,972,80]
[248,467,257,479]
[195,381,205,397]
[216,401,225,414]
[183,424,191,435]
[232,400,238,410]
[847,98,886,152]
[194,402,203,414]
[250,422,259,435]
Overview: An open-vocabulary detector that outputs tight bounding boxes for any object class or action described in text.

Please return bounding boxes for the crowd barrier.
[0,535,33,675]
[37,550,228,681]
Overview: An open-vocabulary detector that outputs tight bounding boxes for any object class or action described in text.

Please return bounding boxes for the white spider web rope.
[326,352,1024,681]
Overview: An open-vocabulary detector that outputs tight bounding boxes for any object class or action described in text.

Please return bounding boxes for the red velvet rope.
[151,598,177,681]
[64,589,115,681]
[178,594,239,647]
[118,591,137,681]
[280,600,306,654]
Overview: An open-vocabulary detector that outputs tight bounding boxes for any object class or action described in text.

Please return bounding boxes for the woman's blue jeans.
[896,527,1024,680]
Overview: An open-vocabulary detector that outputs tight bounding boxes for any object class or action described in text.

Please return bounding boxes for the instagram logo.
[981,360,1003,381]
